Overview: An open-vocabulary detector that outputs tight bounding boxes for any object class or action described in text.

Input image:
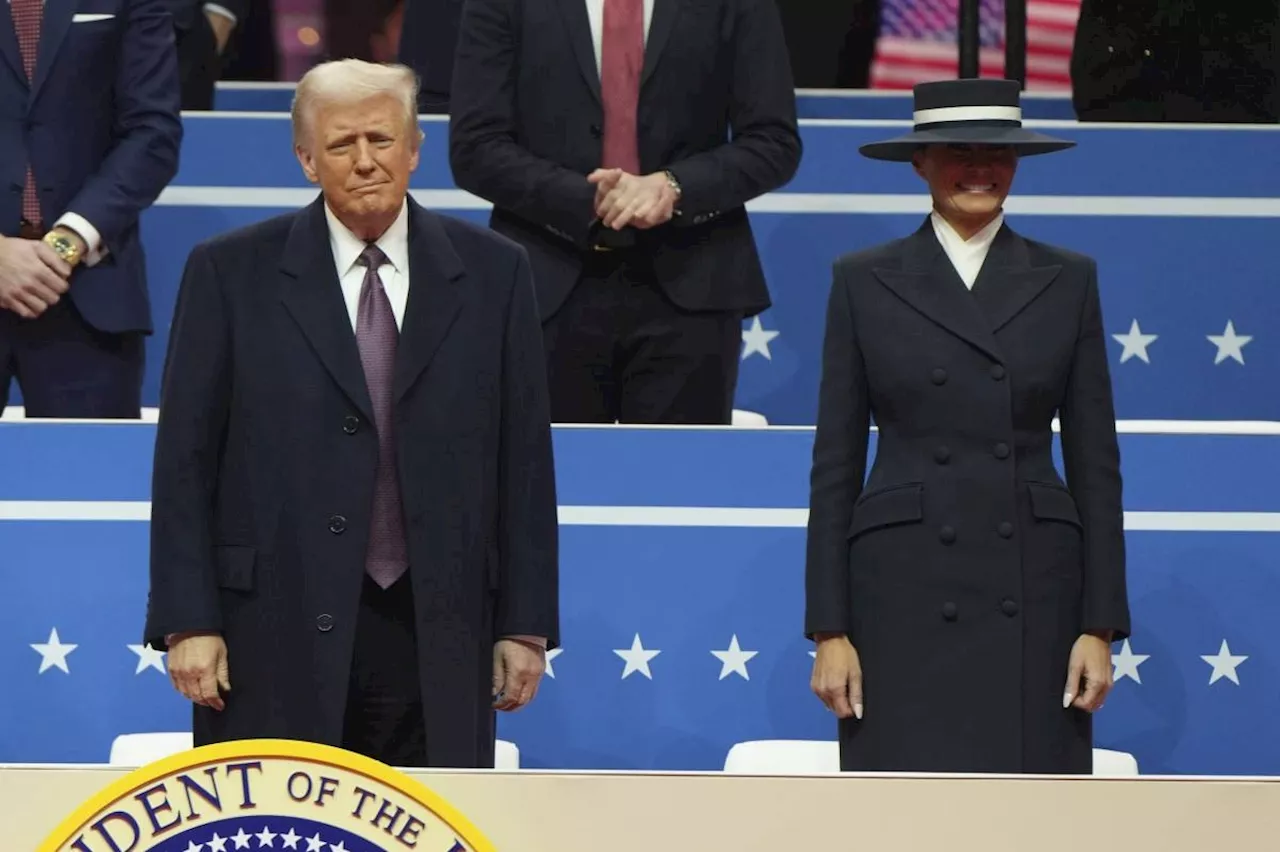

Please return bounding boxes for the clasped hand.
[0,233,75,319]
[588,169,677,231]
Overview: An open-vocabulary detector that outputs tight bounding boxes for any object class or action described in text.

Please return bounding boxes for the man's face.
[296,93,420,238]
[912,143,1017,233]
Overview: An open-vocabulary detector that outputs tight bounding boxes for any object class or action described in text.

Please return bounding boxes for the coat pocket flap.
[847,483,924,539]
[1027,483,1082,527]
[214,545,256,591]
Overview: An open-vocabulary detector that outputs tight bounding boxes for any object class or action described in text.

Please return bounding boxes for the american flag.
[870,0,1081,91]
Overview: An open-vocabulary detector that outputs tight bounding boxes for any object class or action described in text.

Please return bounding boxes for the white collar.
[324,198,410,275]
[930,209,1004,253]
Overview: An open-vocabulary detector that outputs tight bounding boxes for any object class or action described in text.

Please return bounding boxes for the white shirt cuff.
[203,3,237,25]
[54,212,108,266]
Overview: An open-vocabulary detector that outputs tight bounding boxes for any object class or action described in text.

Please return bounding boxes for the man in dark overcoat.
[144,58,559,768]
[805,79,1131,774]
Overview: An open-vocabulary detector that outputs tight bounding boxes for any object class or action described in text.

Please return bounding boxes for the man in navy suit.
[146,59,559,768]
[0,0,182,418]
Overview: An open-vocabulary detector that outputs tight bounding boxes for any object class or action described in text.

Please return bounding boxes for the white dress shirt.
[324,201,410,332]
[584,0,655,72]
[931,210,1004,289]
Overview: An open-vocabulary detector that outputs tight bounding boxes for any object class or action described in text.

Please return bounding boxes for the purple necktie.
[355,244,408,589]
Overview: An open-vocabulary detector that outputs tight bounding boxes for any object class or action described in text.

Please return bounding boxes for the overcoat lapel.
[968,224,1062,333]
[641,0,682,87]
[393,200,465,403]
[555,0,602,103]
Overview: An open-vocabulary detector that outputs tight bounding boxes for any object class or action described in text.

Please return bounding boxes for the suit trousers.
[541,249,742,424]
[0,299,144,418]
[342,573,428,767]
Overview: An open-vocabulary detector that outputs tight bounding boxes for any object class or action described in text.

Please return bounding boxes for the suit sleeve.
[1059,259,1130,641]
[494,246,561,648]
[62,0,183,249]
[144,243,232,650]
[804,263,870,639]
[448,0,598,248]
[664,0,803,224]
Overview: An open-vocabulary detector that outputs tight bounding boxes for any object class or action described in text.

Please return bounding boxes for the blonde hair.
[291,59,421,148]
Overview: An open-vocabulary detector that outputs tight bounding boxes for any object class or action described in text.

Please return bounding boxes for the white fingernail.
[1063,693,1073,708]
[854,703,863,719]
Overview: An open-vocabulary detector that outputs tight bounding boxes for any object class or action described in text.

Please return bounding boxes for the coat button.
[990,364,1006,381]
[328,514,346,534]
[316,613,334,632]
[1001,599,1018,617]
[939,525,956,544]
[941,602,958,621]
[931,368,948,385]
[998,522,1014,538]
[343,415,360,435]
[993,442,1010,459]
[934,446,951,464]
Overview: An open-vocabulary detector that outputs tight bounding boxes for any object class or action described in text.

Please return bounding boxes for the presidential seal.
[38,739,496,852]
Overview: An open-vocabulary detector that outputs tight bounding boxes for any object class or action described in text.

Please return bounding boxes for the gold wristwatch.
[43,229,83,267]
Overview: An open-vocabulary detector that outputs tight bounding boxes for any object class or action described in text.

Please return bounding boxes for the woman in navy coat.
[804,79,1131,774]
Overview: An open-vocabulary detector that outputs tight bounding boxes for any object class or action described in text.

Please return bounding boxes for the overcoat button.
[939,526,956,544]
[328,514,347,534]
[1001,599,1018,617]
[934,446,951,464]
[998,522,1014,538]
[990,364,1006,381]
[941,602,958,621]
[931,368,948,385]
[316,613,334,632]
[343,415,360,435]
[993,442,1010,459]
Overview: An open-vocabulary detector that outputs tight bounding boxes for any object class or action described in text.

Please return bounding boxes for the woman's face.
[912,143,1017,235]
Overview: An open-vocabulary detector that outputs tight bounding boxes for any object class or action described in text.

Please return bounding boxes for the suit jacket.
[448,0,802,321]
[144,196,560,768]
[804,219,1129,773]
[0,0,183,334]
[397,0,464,113]
[167,0,248,32]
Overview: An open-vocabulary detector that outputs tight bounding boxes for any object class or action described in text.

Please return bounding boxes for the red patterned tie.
[10,0,43,226]
[600,0,643,174]
[355,245,408,589]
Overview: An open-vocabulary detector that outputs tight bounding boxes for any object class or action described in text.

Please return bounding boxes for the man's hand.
[810,633,863,720]
[587,169,677,231]
[491,638,546,712]
[0,236,72,319]
[168,633,231,711]
[205,9,234,53]
[1064,632,1114,712]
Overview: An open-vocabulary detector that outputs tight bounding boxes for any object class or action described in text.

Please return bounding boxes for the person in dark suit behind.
[449,0,802,425]
[805,79,1130,774]
[144,59,559,768]
[0,0,182,418]
[171,0,247,110]
[396,0,462,114]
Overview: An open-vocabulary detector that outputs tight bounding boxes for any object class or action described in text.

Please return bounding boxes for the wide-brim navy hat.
[859,78,1076,162]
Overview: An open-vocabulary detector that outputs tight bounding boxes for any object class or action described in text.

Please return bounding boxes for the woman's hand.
[1064,631,1114,712]
[811,634,863,719]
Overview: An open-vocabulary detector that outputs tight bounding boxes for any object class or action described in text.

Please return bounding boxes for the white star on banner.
[740,316,780,361]
[329,842,349,852]
[256,826,278,847]
[1201,640,1248,685]
[1112,639,1150,684]
[1112,319,1158,364]
[281,829,301,850]
[711,635,758,680]
[183,842,204,852]
[306,833,325,852]
[128,643,167,675]
[544,647,563,679]
[1207,320,1252,365]
[31,627,77,674]
[614,634,660,680]
[208,833,228,852]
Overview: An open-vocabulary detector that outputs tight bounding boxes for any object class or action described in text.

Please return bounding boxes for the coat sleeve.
[143,243,232,650]
[1059,259,1130,640]
[493,246,561,648]
[804,262,870,639]
[664,0,803,224]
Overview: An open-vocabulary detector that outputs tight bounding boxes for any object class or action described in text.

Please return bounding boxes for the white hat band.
[912,105,1023,126]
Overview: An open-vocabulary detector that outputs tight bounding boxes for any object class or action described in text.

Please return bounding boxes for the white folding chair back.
[723,739,839,773]
[731,409,769,426]
[494,738,520,769]
[1092,748,1139,776]
[108,732,194,766]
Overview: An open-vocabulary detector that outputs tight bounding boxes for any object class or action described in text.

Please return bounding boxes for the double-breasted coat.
[804,218,1130,773]
[144,196,560,767]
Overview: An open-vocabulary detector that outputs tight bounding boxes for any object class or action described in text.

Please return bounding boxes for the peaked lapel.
[277,198,376,423]
[968,224,1062,333]
[556,0,601,104]
[0,10,24,87]
[872,218,1005,364]
[640,0,681,87]
[393,199,465,403]
[30,0,73,103]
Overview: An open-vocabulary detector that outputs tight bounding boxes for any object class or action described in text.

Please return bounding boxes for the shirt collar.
[324,198,410,276]
[930,209,1004,253]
